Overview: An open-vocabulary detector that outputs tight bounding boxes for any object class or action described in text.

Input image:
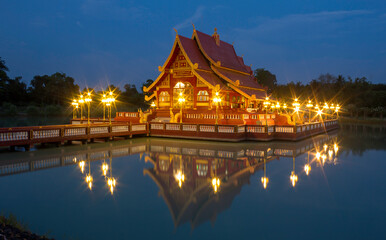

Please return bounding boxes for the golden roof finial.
[214,27,217,34]
[192,23,195,30]
[173,28,178,34]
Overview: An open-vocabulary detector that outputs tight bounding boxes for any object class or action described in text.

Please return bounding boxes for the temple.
[141,27,267,124]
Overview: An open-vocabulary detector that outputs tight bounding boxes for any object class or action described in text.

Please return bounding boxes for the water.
[0,124,385,240]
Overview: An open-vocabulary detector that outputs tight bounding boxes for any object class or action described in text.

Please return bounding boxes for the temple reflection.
[0,132,343,228]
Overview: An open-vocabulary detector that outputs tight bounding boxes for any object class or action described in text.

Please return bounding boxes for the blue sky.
[1,0,385,90]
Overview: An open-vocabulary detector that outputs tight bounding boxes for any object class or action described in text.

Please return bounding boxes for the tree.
[29,72,79,105]
[254,68,277,93]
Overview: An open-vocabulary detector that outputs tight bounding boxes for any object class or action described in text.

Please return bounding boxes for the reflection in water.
[0,132,345,229]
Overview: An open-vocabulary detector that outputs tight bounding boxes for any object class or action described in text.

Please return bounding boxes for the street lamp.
[72,99,78,119]
[78,95,85,120]
[213,92,222,125]
[178,92,185,124]
[263,97,270,126]
[101,93,107,121]
[106,91,115,124]
[292,98,300,126]
[85,92,92,124]
[335,104,340,119]
[306,100,313,124]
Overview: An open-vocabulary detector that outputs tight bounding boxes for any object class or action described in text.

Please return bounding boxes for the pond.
[0,124,385,240]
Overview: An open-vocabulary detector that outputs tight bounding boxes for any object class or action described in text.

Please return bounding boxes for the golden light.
[151,102,156,107]
[283,103,287,109]
[323,144,328,152]
[330,104,334,109]
[292,98,300,112]
[261,176,269,189]
[328,149,334,159]
[86,174,93,190]
[316,152,321,160]
[323,102,329,109]
[321,154,327,164]
[178,92,185,104]
[271,103,276,109]
[263,97,270,108]
[79,161,85,174]
[212,177,221,193]
[276,102,280,108]
[304,164,311,176]
[175,170,185,188]
[317,109,323,115]
[102,162,109,176]
[290,171,298,187]
[107,177,116,195]
[334,143,339,153]
[306,100,313,108]
[213,92,222,103]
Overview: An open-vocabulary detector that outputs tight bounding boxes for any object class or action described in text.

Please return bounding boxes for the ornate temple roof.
[144,28,266,100]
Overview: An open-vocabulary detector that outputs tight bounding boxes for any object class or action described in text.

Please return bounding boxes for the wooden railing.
[0,123,148,148]
[149,120,339,142]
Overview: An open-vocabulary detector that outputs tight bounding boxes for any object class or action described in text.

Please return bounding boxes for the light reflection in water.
[0,132,342,229]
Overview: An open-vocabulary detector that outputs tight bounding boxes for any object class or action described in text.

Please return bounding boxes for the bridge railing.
[0,123,148,147]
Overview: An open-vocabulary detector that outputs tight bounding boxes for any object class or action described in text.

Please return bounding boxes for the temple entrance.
[173,82,194,109]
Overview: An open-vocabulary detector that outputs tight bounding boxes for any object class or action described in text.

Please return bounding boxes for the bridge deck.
[0,120,339,150]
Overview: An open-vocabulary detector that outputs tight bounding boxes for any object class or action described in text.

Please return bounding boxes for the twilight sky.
[1,0,385,90]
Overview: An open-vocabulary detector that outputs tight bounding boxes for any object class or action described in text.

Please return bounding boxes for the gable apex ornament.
[212,27,220,46]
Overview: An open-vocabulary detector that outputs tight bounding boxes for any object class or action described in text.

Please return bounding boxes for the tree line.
[0,57,152,116]
[254,68,386,119]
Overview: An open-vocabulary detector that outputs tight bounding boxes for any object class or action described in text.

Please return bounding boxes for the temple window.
[159,91,170,102]
[173,82,193,108]
[197,90,209,102]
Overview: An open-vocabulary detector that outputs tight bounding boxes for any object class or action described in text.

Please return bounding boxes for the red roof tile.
[193,69,228,90]
[212,66,262,89]
[194,31,250,73]
[178,35,211,71]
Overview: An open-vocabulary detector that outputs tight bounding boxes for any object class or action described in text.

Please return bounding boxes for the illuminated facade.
[143,28,267,121]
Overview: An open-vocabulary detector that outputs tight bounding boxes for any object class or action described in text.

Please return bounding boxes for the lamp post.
[106,91,115,124]
[78,95,85,120]
[72,99,78,119]
[213,92,222,125]
[101,93,107,121]
[178,92,185,124]
[306,100,313,124]
[335,104,340,119]
[323,102,329,120]
[292,98,300,126]
[275,102,281,114]
[283,103,287,114]
[85,92,92,124]
[263,97,270,127]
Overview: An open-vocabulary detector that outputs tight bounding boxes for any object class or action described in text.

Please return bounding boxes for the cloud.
[173,6,205,31]
[81,0,148,20]
[235,10,373,37]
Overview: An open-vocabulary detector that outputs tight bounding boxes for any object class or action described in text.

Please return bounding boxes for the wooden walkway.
[0,120,339,150]
[0,122,148,150]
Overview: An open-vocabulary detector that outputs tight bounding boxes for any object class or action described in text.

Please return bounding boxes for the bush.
[26,105,40,116]
[1,102,18,116]
[44,105,63,116]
